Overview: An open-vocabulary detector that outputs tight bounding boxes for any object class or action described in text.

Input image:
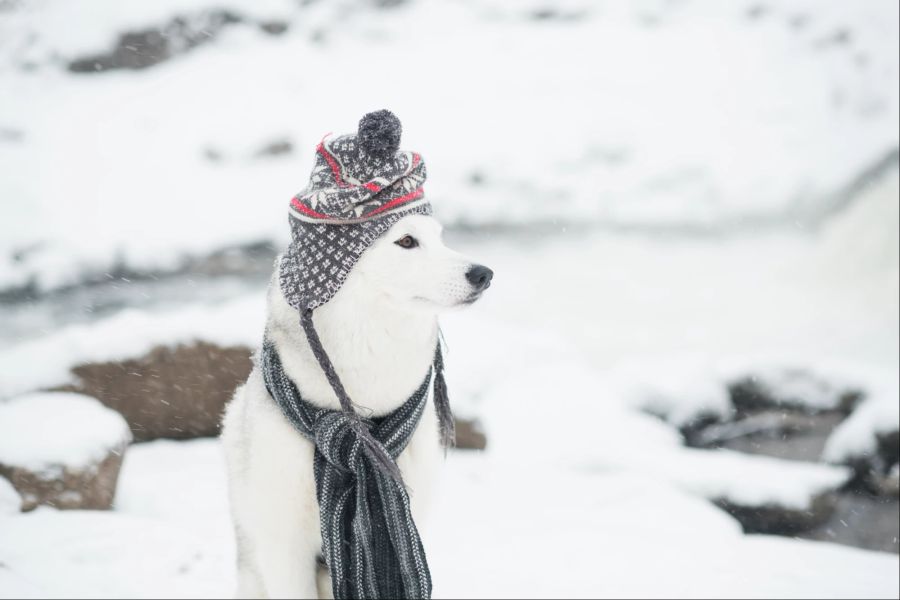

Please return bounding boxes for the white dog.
[221,214,492,599]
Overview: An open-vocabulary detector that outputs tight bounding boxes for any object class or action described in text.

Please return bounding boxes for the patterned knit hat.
[279,110,432,311]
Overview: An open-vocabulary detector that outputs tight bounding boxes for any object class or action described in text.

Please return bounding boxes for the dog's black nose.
[465,265,493,291]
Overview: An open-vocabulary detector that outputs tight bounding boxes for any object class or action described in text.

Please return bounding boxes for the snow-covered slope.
[1,0,897,292]
[0,439,895,599]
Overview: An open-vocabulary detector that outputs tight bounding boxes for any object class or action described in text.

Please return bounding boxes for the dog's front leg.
[239,402,325,599]
[254,523,320,599]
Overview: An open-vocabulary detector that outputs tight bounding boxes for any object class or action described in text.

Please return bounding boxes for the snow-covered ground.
[0,0,898,291]
[0,438,895,599]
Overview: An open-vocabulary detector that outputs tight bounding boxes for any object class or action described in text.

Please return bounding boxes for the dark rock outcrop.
[68,10,242,73]
[715,493,837,535]
[682,369,899,554]
[728,371,861,417]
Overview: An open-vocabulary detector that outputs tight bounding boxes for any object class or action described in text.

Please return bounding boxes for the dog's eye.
[394,235,418,249]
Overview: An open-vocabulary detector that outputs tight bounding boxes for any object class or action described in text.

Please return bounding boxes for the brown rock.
[0,449,126,511]
[61,342,253,442]
[454,417,487,451]
[0,392,131,511]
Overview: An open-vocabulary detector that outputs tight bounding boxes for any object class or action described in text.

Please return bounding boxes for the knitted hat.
[276,111,454,472]
[279,109,432,311]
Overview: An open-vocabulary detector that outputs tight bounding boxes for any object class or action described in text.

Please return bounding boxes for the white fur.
[221,215,487,599]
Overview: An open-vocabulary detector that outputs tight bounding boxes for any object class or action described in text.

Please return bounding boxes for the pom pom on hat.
[358,109,402,157]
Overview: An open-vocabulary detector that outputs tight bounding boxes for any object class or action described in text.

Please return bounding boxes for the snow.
[635,448,848,509]
[115,439,233,544]
[0,392,131,473]
[0,1,897,594]
[0,508,228,599]
[610,356,734,426]
[0,477,21,514]
[1,0,898,292]
[824,378,900,464]
[1,439,895,599]
[470,359,851,511]
[428,455,896,600]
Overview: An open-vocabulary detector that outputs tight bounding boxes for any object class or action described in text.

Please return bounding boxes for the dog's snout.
[465,264,494,291]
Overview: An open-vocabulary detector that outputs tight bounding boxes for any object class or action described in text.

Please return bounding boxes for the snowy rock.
[64,342,253,441]
[0,392,131,511]
[611,357,733,429]
[0,475,22,513]
[715,493,837,536]
[728,368,861,416]
[823,380,900,485]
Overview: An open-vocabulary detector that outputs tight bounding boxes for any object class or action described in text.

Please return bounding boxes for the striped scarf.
[261,337,450,599]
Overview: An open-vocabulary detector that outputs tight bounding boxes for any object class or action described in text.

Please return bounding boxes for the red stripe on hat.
[317,142,351,188]
[366,187,424,217]
[291,196,329,219]
[363,181,381,192]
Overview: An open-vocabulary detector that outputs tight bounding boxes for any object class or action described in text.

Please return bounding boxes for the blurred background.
[0,0,898,597]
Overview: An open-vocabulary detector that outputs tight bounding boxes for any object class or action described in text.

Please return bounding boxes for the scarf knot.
[313,411,372,473]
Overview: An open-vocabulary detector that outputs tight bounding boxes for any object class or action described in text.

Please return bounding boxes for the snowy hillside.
[0,0,898,292]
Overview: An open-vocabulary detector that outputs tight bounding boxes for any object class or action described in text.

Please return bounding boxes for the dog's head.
[349,214,493,312]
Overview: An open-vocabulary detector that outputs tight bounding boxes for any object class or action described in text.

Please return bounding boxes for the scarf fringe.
[432,339,456,450]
